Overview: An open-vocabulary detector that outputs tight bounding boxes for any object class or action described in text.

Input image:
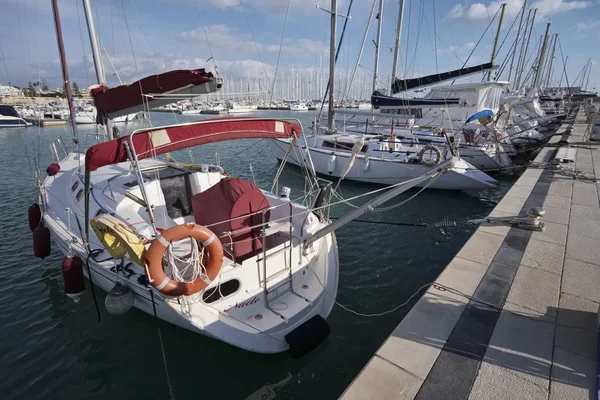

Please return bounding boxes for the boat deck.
[340,103,600,399]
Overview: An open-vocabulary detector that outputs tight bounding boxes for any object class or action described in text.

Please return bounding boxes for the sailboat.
[269,0,498,190]
[33,0,467,356]
[32,0,339,356]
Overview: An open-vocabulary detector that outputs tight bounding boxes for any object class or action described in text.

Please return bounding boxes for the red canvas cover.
[85,117,301,171]
[192,178,270,263]
[90,69,214,115]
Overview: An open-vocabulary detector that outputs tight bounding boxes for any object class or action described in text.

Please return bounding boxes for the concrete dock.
[24,117,67,127]
[341,103,600,399]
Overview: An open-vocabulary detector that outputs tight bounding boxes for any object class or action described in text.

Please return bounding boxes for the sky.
[0,0,598,100]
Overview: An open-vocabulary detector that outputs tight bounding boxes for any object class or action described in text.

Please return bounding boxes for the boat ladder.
[259,206,309,320]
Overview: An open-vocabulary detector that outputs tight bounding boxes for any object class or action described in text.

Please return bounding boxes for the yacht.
[290,103,309,111]
[269,131,498,190]
[227,102,257,114]
[38,118,339,354]
[0,105,29,128]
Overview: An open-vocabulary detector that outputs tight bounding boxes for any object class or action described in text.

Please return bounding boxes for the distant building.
[0,85,24,97]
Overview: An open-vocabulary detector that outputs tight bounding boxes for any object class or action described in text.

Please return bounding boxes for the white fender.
[327,154,336,174]
[363,155,370,172]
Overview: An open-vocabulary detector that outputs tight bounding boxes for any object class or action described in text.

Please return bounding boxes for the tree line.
[20,79,82,98]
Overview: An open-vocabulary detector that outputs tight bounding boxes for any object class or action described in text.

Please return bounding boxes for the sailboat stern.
[176,227,339,354]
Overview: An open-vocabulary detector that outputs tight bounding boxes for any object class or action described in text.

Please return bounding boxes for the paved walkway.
[341,105,600,400]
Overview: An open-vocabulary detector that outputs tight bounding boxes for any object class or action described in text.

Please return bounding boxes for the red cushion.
[192,178,270,263]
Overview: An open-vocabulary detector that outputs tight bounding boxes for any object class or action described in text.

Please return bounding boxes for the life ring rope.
[145,224,223,297]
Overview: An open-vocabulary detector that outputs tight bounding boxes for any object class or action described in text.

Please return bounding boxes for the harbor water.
[0,111,516,399]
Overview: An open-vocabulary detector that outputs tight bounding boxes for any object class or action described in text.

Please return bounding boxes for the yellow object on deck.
[90,214,146,265]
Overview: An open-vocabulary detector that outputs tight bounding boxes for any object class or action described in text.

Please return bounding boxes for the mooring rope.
[149,289,175,400]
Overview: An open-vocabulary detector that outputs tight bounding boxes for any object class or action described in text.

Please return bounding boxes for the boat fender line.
[145,224,223,297]
[417,145,442,167]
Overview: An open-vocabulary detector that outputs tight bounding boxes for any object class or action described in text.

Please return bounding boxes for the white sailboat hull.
[42,153,338,354]
[268,139,498,190]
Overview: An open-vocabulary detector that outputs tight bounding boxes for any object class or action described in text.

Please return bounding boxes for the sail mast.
[508,0,527,83]
[488,3,506,81]
[516,8,537,89]
[82,0,115,139]
[533,22,551,88]
[50,0,78,144]
[584,59,593,91]
[327,0,337,132]
[372,0,384,93]
[559,56,568,87]
[544,34,558,88]
[390,0,406,85]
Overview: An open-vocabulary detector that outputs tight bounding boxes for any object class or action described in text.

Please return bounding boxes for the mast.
[559,56,568,87]
[488,3,506,81]
[82,0,114,139]
[327,0,337,132]
[344,0,377,101]
[533,22,551,88]
[508,0,527,83]
[584,59,593,91]
[390,0,406,85]
[516,8,537,89]
[579,61,588,88]
[51,0,78,144]
[372,0,384,93]
[544,34,558,88]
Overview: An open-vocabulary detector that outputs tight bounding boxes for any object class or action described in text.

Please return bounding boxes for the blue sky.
[0,0,598,99]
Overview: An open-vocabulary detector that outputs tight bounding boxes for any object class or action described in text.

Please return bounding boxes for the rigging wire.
[408,0,426,77]
[119,0,141,80]
[75,0,91,88]
[317,0,355,121]
[450,6,500,84]
[194,0,219,76]
[128,0,166,71]
[0,44,9,83]
[490,9,524,81]
[268,0,292,106]
[432,0,438,73]
[238,0,268,84]
[557,36,570,89]
[403,0,412,76]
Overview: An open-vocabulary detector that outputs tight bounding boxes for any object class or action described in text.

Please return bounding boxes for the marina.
[0,0,599,398]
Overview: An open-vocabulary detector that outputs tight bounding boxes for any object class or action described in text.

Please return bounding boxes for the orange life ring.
[144,224,224,296]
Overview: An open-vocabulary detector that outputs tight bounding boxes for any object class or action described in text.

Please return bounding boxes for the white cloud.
[180,24,328,57]
[575,19,600,31]
[447,0,590,21]
[198,0,314,13]
[438,41,476,55]
[532,0,591,16]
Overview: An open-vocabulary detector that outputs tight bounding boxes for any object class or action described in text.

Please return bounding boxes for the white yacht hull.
[268,139,497,190]
[74,112,138,124]
[0,116,29,128]
[42,153,338,354]
[228,108,256,114]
